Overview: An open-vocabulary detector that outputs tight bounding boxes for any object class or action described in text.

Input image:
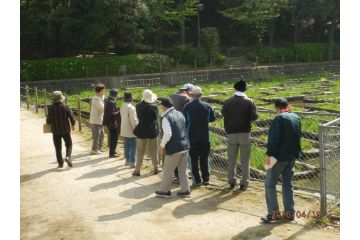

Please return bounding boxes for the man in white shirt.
[89,84,105,155]
[155,98,190,198]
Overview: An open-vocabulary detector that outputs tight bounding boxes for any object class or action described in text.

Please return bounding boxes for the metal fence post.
[35,86,39,113]
[319,124,327,217]
[25,84,30,110]
[77,96,82,132]
[44,88,48,117]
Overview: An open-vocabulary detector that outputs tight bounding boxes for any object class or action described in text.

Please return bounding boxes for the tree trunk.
[180,19,186,48]
[267,21,275,47]
[327,19,336,61]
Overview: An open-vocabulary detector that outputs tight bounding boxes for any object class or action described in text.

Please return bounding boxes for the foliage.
[201,27,221,64]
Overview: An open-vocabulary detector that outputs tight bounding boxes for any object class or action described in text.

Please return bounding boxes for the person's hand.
[71,125,75,131]
[159,147,165,155]
[265,156,270,165]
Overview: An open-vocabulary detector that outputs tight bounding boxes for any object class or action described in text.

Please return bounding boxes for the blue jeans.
[265,160,295,216]
[124,137,136,164]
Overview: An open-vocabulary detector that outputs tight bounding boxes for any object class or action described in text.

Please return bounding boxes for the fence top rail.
[321,118,340,127]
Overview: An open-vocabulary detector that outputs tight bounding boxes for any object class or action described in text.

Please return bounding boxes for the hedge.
[20,54,172,82]
[246,43,340,64]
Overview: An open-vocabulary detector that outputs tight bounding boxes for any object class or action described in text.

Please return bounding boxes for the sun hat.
[52,91,66,102]
[124,92,133,102]
[233,79,247,92]
[158,97,174,108]
[142,89,157,103]
[109,89,119,98]
[189,86,202,95]
[180,83,195,91]
[274,97,288,109]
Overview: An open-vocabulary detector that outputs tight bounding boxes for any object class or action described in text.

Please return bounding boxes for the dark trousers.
[107,127,119,156]
[189,141,210,184]
[52,133,72,166]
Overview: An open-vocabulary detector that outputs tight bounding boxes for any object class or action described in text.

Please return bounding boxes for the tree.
[201,27,220,63]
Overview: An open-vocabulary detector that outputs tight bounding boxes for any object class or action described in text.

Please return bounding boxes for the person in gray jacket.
[120,92,138,167]
[89,84,105,155]
[221,80,258,190]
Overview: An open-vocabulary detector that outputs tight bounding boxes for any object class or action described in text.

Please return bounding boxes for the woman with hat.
[132,89,160,176]
[46,91,76,168]
[103,89,120,158]
[120,92,138,167]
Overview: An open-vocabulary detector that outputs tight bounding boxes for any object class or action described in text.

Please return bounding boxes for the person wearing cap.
[103,89,120,158]
[261,98,302,223]
[155,98,190,198]
[221,79,258,191]
[183,86,215,186]
[132,89,160,176]
[169,83,193,179]
[46,91,76,168]
[89,83,106,155]
[120,92,138,167]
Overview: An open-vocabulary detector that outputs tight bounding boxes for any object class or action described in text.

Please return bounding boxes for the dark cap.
[274,97,288,109]
[124,92,133,102]
[109,88,119,98]
[158,97,173,108]
[233,79,247,92]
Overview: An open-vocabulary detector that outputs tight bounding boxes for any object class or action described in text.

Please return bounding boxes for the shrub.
[246,47,295,63]
[20,54,172,82]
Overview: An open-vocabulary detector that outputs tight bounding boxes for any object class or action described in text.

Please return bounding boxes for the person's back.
[89,95,104,125]
[48,101,75,135]
[120,101,138,138]
[135,100,159,139]
[267,112,302,162]
[222,95,258,134]
[169,91,190,112]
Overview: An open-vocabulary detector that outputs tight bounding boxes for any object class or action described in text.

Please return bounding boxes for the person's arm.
[160,117,172,148]
[266,115,283,157]
[183,105,189,129]
[111,101,119,116]
[92,96,104,113]
[129,106,139,129]
[249,101,259,121]
[46,106,52,124]
[65,105,76,126]
[208,105,216,123]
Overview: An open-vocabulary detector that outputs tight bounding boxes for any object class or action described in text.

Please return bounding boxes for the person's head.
[180,83,194,96]
[95,83,105,96]
[189,86,202,99]
[159,97,173,112]
[142,89,157,103]
[274,97,290,113]
[109,88,119,100]
[52,91,65,102]
[124,92,133,102]
[233,79,247,92]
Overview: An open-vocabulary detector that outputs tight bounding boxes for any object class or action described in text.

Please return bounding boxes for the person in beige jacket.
[89,84,105,155]
[120,92,138,167]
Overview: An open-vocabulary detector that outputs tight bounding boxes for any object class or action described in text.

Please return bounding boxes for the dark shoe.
[153,169,161,175]
[193,182,202,187]
[109,153,120,158]
[64,157,73,168]
[155,191,172,198]
[177,191,191,198]
[57,164,64,169]
[239,184,248,191]
[132,170,140,176]
[203,181,210,186]
[260,214,281,224]
[283,211,295,221]
[229,183,236,189]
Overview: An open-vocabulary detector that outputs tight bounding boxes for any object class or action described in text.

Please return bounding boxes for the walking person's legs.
[227,134,240,187]
[148,137,159,173]
[63,133,73,167]
[239,133,251,189]
[134,138,147,174]
[52,134,63,167]
[281,160,296,218]
[189,142,201,185]
[199,141,211,184]
[177,151,190,194]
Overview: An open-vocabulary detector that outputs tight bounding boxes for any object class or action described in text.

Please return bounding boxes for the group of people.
[45,79,302,224]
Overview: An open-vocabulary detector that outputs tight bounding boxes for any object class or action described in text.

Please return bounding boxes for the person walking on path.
[132,89,160,176]
[221,80,258,191]
[103,89,120,158]
[261,98,302,223]
[183,86,215,186]
[120,92,138,167]
[46,91,76,168]
[89,84,105,155]
[155,98,190,198]
[169,83,193,179]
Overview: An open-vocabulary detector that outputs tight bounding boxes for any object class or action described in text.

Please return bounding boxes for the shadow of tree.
[76,165,121,180]
[89,174,150,192]
[118,182,159,199]
[20,168,60,183]
[231,222,286,240]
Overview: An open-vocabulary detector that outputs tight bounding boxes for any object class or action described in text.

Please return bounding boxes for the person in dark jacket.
[155,98,190,198]
[46,91,76,168]
[261,98,302,223]
[183,86,215,186]
[221,80,258,190]
[103,89,120,158]
[132,89,160,176]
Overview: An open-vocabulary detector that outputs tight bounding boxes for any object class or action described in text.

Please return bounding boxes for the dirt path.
[20,108,339,240]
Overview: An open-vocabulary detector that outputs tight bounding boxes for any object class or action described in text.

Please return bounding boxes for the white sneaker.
[90,150,101,155]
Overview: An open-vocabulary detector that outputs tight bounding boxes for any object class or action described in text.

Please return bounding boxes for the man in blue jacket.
[261,98,302,223]
[183,86,215,186]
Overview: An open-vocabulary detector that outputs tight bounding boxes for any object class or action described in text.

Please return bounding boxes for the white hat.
[190,86,202,95]
[180,83,194,91]
[142,89,157,103]
[52,91,65,102]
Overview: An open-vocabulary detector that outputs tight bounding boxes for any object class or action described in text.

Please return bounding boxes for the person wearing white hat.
[132,89,160,176]
[183,86,215,186]
[46,91,76,168]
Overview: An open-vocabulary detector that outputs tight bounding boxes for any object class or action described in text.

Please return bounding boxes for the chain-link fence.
[319,118,340,217]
